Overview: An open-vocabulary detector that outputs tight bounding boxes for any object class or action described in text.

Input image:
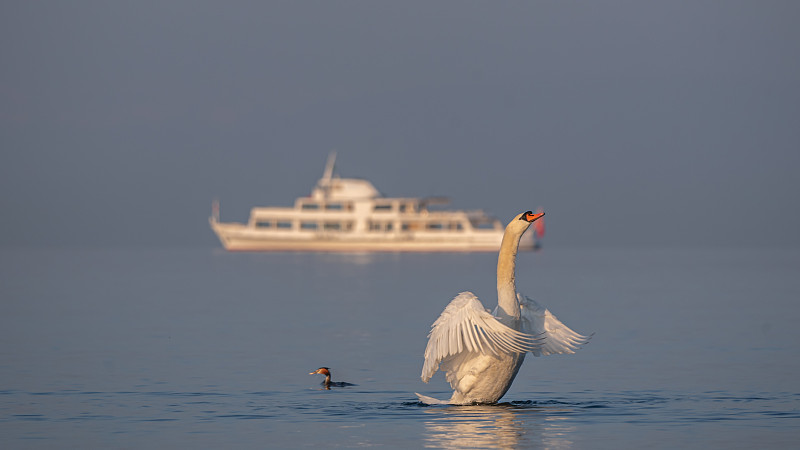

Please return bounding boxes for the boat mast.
[323,152,336,182]
[211,198,220,222]
[319,151,337,199]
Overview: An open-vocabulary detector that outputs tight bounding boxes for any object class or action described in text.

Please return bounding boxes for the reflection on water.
[313,252,383,265]
[223,249,389,266]
[422,403,575,449]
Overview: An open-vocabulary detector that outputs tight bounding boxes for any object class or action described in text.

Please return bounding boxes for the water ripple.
[1,388,798,442]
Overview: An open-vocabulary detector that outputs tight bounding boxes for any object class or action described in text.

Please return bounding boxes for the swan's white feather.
[518,293,591,356]
[421,291,543,383]
[415,392,450,405]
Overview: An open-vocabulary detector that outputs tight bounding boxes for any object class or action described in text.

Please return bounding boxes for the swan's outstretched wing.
[421,292,543,383]
[518,293,591,356]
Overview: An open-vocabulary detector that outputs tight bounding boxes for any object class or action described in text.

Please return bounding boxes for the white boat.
[209,154,536,252]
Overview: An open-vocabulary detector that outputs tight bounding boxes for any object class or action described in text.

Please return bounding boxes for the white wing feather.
[518,293,591,356]
[421,292,543,383]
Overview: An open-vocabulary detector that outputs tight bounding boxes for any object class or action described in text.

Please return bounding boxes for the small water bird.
[417,211,591,405]
[309,367,355,389]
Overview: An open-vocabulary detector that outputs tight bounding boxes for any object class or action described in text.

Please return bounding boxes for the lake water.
[1,246,799,448]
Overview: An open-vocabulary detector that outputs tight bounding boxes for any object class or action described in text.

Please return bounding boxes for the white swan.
[416,211,590,405]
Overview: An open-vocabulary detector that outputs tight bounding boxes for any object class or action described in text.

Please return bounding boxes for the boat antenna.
[211,197,220,222]
[322,151,337,184]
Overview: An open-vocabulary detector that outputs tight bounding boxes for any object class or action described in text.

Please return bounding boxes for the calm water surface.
[1,247,799,448]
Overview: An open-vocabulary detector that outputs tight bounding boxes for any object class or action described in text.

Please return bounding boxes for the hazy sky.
[2,1,798,248]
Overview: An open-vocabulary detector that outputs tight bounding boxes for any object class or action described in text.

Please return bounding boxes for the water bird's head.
[507,210,545,233]
[518,211,545,223]
[309,367,331,377]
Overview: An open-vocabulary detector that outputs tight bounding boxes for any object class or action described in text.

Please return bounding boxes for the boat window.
[323,222,344,231]
[426,223,444,231]
[277,221,292,229]
[452,222,464,231]
[325,203,344,211]
[301,203,320,210]
[399,203,416,213]
[300,222,318,230]
[470,220,496,230]
[369,221,393,232]
[255,221,272,228]
[373,203,392,212]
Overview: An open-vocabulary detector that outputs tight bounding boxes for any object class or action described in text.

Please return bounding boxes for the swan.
[309,367,355,389]
[416,211,590,405]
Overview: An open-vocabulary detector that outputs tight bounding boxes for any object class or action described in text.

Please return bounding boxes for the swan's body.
[417,211,590,405]
[309,367,355,389]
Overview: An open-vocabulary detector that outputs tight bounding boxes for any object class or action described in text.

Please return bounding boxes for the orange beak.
[525,211,545,222]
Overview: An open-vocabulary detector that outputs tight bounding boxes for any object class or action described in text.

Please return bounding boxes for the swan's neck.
[496,224,525,322]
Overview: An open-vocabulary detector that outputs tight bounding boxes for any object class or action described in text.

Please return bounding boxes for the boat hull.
[210,220,535,253]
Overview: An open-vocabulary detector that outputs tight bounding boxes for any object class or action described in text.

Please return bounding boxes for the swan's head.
[519,210,545,223]
[309,367,331,376]
[508,210,544,231]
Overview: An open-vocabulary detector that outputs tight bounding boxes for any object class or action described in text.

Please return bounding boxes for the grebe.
[309,367,355,389]
[416,211,590,405]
